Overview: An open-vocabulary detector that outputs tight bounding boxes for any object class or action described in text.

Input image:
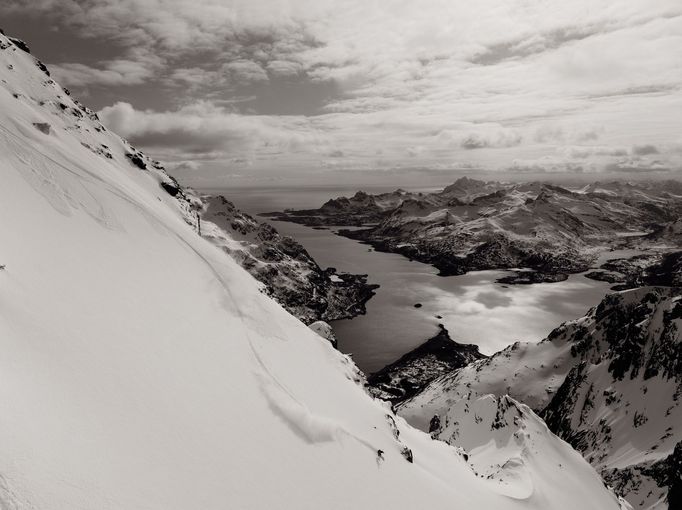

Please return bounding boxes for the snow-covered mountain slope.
[399,287,681,509]
[200,195,377,324]
[423,393,625,504]
[0,32,627,510]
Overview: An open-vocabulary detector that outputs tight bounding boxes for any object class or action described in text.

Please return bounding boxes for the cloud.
[168,160,201,172]
[534,126,565,143]
[52,56,161,87]
[574,128,602,142]
[165,67,222,89]
[221,60,269,84]
[471,24,607,66]
[99,100,327,159]
[6,0,680,175]
[506,156,589,174]
[406,146,426,157]
[632,144,659,155]
[604,159,670,173]
[534,125,604,144]
[460,130,523,150]
[266,60,302,76]
[461,134,489,150]
[563,145,628,159]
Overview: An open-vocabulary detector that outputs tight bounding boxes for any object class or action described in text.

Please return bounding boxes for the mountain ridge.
[265,177,681,282]
[399,286,681,509]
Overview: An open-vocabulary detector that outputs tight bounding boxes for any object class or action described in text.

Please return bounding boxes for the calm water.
[208,186,612,373]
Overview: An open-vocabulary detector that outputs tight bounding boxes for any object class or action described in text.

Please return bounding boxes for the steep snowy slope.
[0,33,626,510]
[400,287,680,509]
[423,394,625,504]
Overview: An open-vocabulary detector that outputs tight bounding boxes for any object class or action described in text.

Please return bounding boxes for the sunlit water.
[208,186,613,373]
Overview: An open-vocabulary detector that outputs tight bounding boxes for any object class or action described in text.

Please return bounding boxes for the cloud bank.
[4,0,681,178]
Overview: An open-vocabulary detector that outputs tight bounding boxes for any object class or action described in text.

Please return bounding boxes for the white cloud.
[52,57,160,87]
[7,0,680,175]
[99,101,327,159]
[459,130,523,150]
[632,144,659,156]
[266,60,302,76]
[221,60,269,84]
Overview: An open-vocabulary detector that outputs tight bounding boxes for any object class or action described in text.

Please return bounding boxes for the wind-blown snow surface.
[0,33,624,509]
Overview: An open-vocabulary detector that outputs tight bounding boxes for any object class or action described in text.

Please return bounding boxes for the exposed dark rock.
[496,270,568,285]
[160,179,181,197]
[35,60,50,76]
[8,37,30,53]
[429,415,441,434]
[367,325,486,404]
[400,446,414,463]
[126,152,147,170]
[32,122,50,134]
[202,196,378,324]
[538,287,682,507]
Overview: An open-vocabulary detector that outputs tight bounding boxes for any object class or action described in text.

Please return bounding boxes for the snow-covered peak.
[427,394,629,507]
[400,287,680,509]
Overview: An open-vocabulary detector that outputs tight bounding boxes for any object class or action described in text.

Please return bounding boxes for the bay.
[207,185,612,373]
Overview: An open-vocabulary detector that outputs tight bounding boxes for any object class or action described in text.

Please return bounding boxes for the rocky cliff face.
[540,289,681,509]
[200,195,378,325]
[399,287,681,509]
[266,177,682,282]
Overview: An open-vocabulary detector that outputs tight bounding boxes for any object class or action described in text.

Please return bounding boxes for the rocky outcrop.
[586,251,682,289]
[367,324,485,404]
[201,196,378,325]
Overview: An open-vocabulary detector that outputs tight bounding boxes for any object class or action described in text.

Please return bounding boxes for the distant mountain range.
[265,177,682,283]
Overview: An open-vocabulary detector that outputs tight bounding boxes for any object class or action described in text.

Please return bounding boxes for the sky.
[2,0,682,187]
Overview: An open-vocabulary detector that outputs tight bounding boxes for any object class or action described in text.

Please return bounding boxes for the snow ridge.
[400,287,680,509]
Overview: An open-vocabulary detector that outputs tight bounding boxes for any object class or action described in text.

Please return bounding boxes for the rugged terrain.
[201,195,378,324]
[266,177,682,282]
[586,251,682,290]
[399,286,681,509]
[0,30,628,510]
[367,324,486,404]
